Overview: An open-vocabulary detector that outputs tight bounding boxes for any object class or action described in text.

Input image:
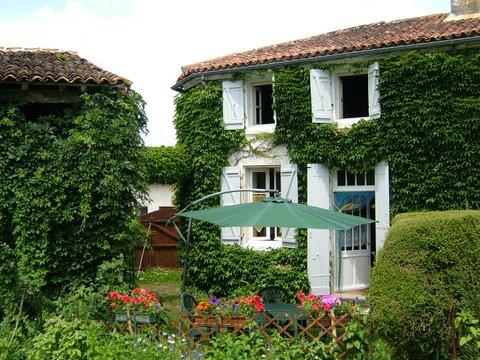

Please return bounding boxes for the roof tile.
[0,48,131,86]
[179,13,480,82]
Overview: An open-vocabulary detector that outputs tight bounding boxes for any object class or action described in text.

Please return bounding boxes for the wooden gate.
[136,207,179,269]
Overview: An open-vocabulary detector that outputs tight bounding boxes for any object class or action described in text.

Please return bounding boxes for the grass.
[138,267,183,326]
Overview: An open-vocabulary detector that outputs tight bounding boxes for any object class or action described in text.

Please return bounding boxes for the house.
[172,0,480,294]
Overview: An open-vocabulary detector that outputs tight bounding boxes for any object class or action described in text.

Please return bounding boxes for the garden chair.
[258,286,289,304]
[181,292,198,314]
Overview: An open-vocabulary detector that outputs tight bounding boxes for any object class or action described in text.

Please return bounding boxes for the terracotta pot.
[193,314,217,327]
[220,315,248,330]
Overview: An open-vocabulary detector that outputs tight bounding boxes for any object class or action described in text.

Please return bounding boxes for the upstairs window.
[310,62,380,125]
[253,84,274,125]
[340,74,368,119]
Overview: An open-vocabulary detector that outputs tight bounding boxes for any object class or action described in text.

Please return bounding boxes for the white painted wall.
[142,184,174,212]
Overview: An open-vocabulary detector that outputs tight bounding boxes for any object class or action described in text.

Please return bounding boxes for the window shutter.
[368,62,381,118]
[222,80,245,130]
[310,69,333,123]
[281,164,298,248]
[307,164,330,295]
[374,162,390,252]
[220,166,241,243]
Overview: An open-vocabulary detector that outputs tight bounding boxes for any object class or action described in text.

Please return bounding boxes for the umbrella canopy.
[177,197,374,230]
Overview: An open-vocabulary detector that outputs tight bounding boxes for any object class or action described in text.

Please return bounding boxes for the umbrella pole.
[181,217,192,293]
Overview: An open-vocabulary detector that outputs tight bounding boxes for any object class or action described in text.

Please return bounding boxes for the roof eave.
[172,35,480,92]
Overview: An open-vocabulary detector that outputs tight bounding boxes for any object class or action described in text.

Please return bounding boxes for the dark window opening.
[139,206,148,215]
[341,75,368,119]
[253,84,274,125]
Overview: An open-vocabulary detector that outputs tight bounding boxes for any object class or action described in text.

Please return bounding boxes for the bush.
[368,210,480,358]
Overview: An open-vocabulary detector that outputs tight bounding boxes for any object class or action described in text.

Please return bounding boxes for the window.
[337,170,374,187]
[251,168,280,240]
[139,206,148,215]
[310,62,380,125]
[253,84,274,125]
[340,74,368,119]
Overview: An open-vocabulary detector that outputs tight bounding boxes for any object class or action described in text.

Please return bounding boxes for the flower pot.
[220,315,247,331]
[133,313,156,324]
[113,312,155,324]
[114,312,128,322]
[193,314,217,327]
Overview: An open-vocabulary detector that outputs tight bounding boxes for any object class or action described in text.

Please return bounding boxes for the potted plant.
[108,288,163,325]
[297,291,342,331]
[193,296,218,327]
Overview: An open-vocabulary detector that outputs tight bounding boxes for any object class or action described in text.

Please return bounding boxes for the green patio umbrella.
[177,197,374,230]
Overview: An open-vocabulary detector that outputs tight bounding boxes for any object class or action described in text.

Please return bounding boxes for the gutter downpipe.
[172,36,480,92]
[169,188,280,293]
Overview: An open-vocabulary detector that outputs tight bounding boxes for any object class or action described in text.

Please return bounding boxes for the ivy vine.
[0,89,148,309]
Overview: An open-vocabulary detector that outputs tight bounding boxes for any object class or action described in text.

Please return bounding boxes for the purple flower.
[209,296,220,306]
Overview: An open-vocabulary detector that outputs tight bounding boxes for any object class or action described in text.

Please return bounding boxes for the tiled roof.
[178,13,480,81]
[0,48,131,86]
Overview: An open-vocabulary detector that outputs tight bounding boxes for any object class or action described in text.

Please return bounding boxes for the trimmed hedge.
[368,210,480,358]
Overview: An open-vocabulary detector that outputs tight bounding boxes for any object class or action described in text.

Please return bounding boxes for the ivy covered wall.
[0,89,148,310]
[174,50,480,296]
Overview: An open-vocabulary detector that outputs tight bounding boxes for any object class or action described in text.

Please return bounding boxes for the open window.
[310,62,380,126]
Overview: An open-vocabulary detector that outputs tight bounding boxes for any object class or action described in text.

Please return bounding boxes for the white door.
[335,192,375,291]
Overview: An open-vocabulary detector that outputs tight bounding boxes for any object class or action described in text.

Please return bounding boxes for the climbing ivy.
[0,89,148,310]
[143,146,189,184]
[174,50,480,295]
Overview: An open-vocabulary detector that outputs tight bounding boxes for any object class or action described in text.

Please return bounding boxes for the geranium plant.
[107,288,163,315]
[235,295,265,317]
[297,290,341,315]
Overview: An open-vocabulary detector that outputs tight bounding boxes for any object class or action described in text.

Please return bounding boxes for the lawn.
[137,267,182,326]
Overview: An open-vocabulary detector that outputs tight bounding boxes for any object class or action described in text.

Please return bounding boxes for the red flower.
[121,294,130,303]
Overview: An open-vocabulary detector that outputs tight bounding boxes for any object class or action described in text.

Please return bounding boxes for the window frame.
[248,166,281,241]
[332,69,370,127]
[245,75,276,134]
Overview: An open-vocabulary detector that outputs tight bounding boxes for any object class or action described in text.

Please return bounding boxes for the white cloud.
[0,0,451,146]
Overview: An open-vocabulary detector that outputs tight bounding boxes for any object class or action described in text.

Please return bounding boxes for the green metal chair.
[181,292,198,314]
[258,286,289,304]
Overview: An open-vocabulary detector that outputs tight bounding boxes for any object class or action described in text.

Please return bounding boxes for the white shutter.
[281,164,298,248]
[368,62,381,118]
[222,80,245,130]
[220,166,241,243]
[307,164,331,295]
[374,162,390,251]
[310,69,333,123]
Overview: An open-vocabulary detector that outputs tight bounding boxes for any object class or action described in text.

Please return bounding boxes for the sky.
[0,0,451,146]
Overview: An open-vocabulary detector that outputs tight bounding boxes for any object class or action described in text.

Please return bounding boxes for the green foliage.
[0,89,148,309]
[203,325,338,359]
[455,310,480,358]
[143,145,189,184]
[368,210,480,358]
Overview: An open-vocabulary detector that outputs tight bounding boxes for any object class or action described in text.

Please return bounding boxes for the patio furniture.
[181,293,197,314]
[259,286,289,304]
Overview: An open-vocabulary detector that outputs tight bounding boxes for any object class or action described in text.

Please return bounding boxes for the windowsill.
[335,116,372,128]
[243,238,283,250]
[245,123,276,136]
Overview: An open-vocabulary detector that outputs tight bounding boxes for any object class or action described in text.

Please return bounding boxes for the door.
[335,191,375,291]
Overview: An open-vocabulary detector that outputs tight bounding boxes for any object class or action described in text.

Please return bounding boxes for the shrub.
[368,210,480,358]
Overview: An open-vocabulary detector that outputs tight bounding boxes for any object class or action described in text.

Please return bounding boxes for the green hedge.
[143,146,189,184]
[368,210,480,358]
